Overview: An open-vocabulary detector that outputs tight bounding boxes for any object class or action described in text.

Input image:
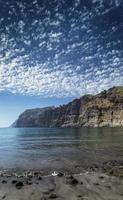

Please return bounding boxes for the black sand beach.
[0,161,123,200]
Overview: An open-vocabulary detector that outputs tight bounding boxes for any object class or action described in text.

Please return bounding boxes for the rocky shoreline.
[0,160,123,178]
[0,161,123,200]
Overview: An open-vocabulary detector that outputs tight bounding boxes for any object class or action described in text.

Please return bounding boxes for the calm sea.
[0,127,123,173]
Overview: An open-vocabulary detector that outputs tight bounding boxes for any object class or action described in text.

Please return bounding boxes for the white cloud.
[0,0,123,98]
[115,0,121,7]
[0,50,123,98]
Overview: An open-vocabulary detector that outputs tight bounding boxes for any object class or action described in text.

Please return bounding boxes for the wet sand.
[0,161,123,200]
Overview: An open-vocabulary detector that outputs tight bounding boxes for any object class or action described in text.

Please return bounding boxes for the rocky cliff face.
[15,86,123,128]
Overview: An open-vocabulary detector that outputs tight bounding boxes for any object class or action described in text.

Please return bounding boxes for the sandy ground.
[0,171,123,200]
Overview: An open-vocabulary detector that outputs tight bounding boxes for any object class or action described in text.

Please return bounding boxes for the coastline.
[0,127,123,199]
[0,161,123,200]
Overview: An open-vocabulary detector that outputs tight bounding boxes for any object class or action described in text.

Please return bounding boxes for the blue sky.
[0,91,73,127]
[0,0,123,126]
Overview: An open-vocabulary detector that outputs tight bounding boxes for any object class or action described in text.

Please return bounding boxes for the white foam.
[51,171,58,176]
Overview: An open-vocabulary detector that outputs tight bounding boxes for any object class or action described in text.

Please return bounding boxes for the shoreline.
[0,161,123,200]
[0,160,123,177]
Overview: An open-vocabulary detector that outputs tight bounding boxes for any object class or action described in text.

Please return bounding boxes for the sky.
[0,0,123,127]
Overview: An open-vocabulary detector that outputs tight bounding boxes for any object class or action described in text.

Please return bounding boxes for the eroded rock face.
[15,86,123,128]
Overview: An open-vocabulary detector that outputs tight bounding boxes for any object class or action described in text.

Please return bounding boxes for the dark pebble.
[93,182,100,186]
[49,193,57,199]
[34,172,39,176]
[38,176,42,180]
[16,181,24,189]
[99,176,104,179]
[2,195,6,199]
[109,169,114,175]
[12,180,17,184]
[71,178,79,185]
[66,175,79,185]
[77,194,82,197]
[26,180,32,185]
[2,180,7,184]
[57,172,64,177]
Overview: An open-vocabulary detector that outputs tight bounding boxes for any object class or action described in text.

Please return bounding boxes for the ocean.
[0,127,123,173]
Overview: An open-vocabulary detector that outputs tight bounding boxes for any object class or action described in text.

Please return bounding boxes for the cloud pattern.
[0,0,123,97]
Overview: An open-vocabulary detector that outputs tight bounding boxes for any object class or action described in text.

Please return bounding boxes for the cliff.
[15,86,123,128]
